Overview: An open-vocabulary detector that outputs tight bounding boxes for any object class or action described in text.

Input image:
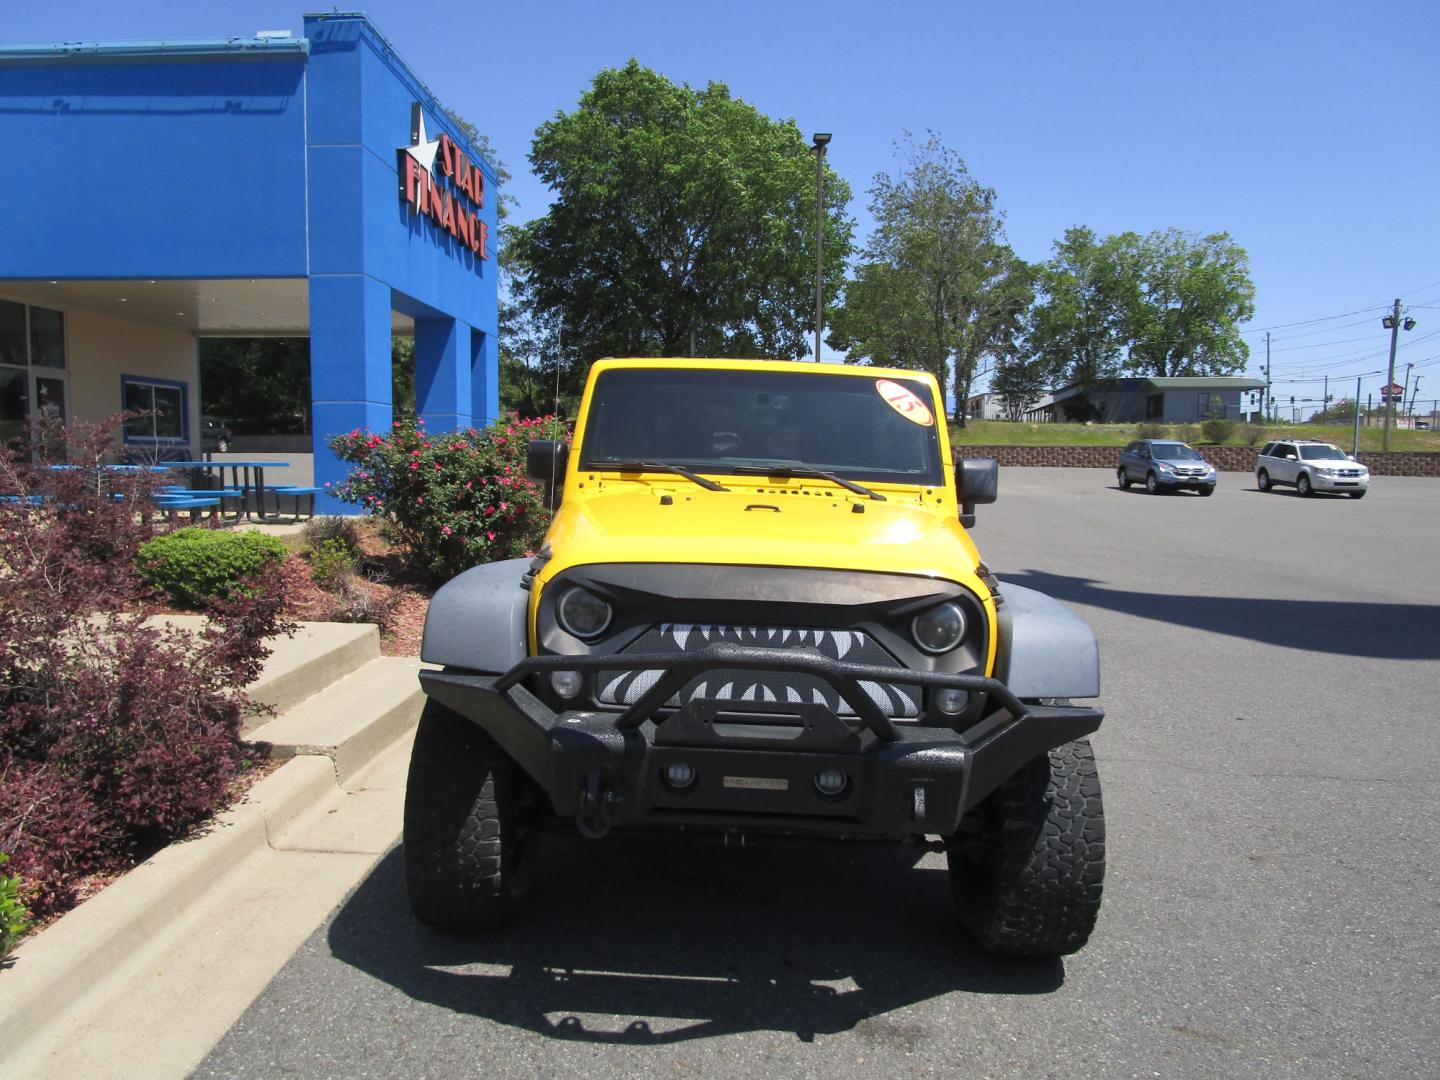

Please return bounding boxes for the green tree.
[1120,228,1255,377]
[509,60,854,364]
[828,135,1023,423]
[1025,227,1135,408]
[989,353,1050,420]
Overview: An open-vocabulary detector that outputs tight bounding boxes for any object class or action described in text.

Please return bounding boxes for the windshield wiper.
[606,460,730,492]
[729,464,886,501]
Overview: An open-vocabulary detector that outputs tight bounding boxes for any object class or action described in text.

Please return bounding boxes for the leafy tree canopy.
[1121,228,1255,378]
[827,135,1029,423]
[1027,226,1255,396]
[1025,226,1136,397]
[509,60,854,364]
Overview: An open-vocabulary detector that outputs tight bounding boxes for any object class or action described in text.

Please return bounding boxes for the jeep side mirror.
[956,457,998,528]
[527,439,569,510]
[527,439,569,482]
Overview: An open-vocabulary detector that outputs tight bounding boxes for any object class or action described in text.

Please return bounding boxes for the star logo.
[399,103,440,177]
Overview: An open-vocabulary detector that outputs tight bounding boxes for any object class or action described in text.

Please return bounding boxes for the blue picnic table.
[159,460,290,520]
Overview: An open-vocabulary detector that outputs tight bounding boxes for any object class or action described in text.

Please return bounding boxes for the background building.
[1036,377,1266,423]
[0,13,498,509]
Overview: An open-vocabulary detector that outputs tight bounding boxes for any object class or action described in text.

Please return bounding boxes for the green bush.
[1136,422,1168,440]
[309,537,356,591]
[0,853,30,960]
[1175,424,1200,444]
[1200,419,1235,444]
[138,528,288,607]
[302,515,363,559]
[1238,423,1266,446]
[329,413,569,580]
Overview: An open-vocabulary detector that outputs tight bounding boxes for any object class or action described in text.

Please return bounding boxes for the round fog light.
[550,670,582,699]
[663,762,696,790]
[814,768,848,797]
[934,688,968,715]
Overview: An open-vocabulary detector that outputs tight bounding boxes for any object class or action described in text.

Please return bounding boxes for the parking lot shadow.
[328,838,1063,1044]
[1004,570,1440,659]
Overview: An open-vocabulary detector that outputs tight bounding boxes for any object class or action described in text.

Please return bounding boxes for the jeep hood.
[538,487,984,586]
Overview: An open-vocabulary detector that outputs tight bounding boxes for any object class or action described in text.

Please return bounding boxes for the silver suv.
[1255,440,1369,499]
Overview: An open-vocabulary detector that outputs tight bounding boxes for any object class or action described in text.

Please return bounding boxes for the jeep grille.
[595,624,921,719]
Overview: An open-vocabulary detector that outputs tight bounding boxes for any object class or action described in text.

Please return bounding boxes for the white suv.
[1255,440,1369,499]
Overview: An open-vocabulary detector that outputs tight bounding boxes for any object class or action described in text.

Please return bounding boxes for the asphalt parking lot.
[197,468,1440,1079]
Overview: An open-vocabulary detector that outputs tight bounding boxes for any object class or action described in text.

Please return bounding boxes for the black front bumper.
[420,643,1102,839]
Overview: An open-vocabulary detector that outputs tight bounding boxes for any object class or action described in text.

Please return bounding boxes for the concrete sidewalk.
[0,619,424,1079]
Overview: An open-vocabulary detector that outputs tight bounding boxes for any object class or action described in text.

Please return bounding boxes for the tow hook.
[576,767,619,839]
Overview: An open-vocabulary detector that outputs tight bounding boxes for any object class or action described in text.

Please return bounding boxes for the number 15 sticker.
[875,379,935,426]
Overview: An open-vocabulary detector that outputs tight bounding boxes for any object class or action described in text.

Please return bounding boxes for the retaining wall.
[955,445,1440,477]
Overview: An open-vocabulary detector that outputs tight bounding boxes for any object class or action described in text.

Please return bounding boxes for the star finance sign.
[396,103,489,265]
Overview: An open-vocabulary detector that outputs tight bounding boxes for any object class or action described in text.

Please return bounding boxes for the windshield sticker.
[875,379,935,426]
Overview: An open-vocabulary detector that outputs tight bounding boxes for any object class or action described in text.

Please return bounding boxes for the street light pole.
[811,132,831,363]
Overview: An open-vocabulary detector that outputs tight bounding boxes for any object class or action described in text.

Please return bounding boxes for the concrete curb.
[0,757,335,1051]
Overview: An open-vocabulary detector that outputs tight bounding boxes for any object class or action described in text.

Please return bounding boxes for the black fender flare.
[421,558,530,673]
[992,582,1101,700]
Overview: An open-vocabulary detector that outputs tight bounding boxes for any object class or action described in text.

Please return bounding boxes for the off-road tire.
[1297,473,1313,497]
[948,737,1105,957]
[1257,469,1271,492]
[1117,468,1130,490]
[1350,490,1367,499]
[404,698,538,930]
[1145,472,1159,495]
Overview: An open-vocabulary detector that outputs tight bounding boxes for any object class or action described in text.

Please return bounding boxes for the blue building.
[0,12,499,509]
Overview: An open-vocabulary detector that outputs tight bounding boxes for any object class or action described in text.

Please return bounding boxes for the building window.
[1196,392,1209,418]
[122,375,188,445]
[0,297,69,445]
[1146,394,1163,419]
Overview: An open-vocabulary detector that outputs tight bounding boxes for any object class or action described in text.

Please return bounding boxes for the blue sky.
[7,1,1438,411]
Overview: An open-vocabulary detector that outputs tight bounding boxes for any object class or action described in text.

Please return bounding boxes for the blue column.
[415,316,471,434]
[310,274,393,513]
[472,327,499,428]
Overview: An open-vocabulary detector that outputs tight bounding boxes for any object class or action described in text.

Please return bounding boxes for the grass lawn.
[948,419,1440,452]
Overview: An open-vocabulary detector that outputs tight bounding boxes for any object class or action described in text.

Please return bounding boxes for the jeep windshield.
[579,367,946,488]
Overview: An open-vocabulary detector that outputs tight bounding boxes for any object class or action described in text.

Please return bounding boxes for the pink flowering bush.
[329,413,569,580]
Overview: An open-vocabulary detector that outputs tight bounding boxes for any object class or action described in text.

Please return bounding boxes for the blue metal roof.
[0,37,309,63]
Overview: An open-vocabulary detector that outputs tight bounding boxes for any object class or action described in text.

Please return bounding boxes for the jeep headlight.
[557,586,612,638]
[912,602,966,654]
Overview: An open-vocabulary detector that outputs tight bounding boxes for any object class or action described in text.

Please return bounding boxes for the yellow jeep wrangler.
[408,358,1105,956]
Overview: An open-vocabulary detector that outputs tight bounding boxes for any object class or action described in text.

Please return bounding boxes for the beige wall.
[65,307,199,454]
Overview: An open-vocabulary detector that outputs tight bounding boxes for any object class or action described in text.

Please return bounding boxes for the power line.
[1240,304,1389,335]
[1269,333,1377,352]
[1266,328,1440,377]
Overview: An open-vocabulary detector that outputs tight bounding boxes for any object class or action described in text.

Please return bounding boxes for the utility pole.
[1410,377,1423,419]
[1323,374,1329,419]
[1263,331,1271,420]
[1400,362,1414,424]
[1381,298,1417,449]
[1352,375,1362,457]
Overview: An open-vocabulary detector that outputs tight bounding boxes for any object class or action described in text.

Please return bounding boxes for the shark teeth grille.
[595,624,919,719]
